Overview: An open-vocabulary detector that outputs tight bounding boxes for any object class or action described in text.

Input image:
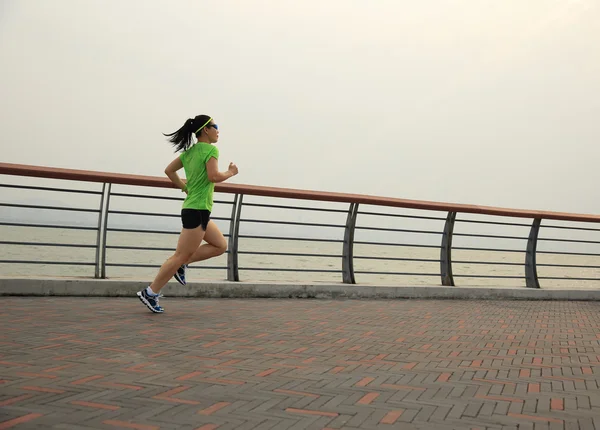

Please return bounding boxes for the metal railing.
[1,162,599,288]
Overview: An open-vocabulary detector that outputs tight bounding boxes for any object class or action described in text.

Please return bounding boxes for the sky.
[1,0,599,216]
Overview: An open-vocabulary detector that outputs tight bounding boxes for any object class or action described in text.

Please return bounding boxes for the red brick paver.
[0,297,599,429]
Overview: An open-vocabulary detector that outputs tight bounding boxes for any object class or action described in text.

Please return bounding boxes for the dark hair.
[163,114,211,152]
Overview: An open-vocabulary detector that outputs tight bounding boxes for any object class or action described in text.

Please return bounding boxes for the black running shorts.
[181,209,211,230]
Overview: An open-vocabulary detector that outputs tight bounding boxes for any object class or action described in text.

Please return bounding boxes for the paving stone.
[1,297,599,429]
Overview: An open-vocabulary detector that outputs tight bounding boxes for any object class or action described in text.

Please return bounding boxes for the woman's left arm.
[164,157,187,193]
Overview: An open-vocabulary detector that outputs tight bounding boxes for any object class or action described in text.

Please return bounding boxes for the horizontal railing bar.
[355,226,441,235]
[537,250,600,257]
[453,260,523,266]
[0,260,95,265]
[106,245,231,254]
[4,162,600,222]
[108,209,229,222]
[538,237,600,245]
[537,276,600,281]
[353,256,439,263]
[453,247,524,253]
[238,251,341,258]
[98,247,600,259]
[106,245,179,251]
[106,245,177,251]
[108,210,180,218]
[105,263,223,269]
[453,233,527,240]
[239,218,344,228]
[452,275,524,279]
[355,229,527,241]
[241,202,347,213]
[110,191,232,205]
[109,192,182,202]
[238,235,344,243]
[0,241,96,248]
[351,272,525,279]
[0,183,102,195]
[455,218,531,228]
[0,222,97,231]
[106,227,230,237]
[354,256,523,266]
[354,241,439,249]
[538,263,600,269]
[539,224,600,233]
[0,203,99,213]
[354,271,440,276]
[357,210,446,221]
[459,219,600,232]
[239,267,341,273]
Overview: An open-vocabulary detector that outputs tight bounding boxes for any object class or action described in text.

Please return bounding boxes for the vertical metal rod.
[525,218,542,288]
[227,194,243,282]
[440,211,457,286]
[94,183,107,279]
[226,193,239,281]
[100,183,112,279]
[342,203,359,284]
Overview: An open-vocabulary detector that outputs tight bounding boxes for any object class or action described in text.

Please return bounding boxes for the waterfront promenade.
[1,296,599,429]
[2,162,600,429]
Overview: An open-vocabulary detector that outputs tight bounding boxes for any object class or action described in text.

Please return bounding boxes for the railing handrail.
[2,161,599,223]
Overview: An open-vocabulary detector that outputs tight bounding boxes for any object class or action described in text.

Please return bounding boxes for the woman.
[137,115,239,313]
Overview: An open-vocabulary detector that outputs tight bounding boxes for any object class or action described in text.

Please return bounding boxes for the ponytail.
[163,114,211,152]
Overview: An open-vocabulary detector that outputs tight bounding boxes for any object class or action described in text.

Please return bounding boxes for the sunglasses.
[206,123,219,130]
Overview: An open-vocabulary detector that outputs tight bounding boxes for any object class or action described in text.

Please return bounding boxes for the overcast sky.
[1,0,598,215]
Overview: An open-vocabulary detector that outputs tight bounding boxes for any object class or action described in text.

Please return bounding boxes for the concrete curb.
[0,278,599,300]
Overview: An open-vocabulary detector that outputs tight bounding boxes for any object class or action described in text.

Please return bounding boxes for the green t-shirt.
[179,142,219,211]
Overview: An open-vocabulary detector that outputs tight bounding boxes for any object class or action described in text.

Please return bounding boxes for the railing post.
[94,183,107,279]
[342,203,358,284]
[525,218,541,288]
[227,194,243,282]
[99,183,112,279]
[440,211,457,286]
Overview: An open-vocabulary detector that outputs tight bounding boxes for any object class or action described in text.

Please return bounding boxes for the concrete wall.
[1,278,598,300]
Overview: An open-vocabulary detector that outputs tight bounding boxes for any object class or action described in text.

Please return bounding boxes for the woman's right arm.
[206,157,239,183]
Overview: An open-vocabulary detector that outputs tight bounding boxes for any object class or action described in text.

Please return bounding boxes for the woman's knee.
[174,250,194,264]
[215,241,227,256]
[205,221,227,255]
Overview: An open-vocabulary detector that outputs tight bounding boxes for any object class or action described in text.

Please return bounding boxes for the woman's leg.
[150,225,206,294]
[187,220,227,264]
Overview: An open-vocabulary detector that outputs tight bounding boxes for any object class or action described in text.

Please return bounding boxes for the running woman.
[137,115,238,313]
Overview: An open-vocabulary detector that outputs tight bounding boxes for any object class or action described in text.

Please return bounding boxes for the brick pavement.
[0,297,599,430]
